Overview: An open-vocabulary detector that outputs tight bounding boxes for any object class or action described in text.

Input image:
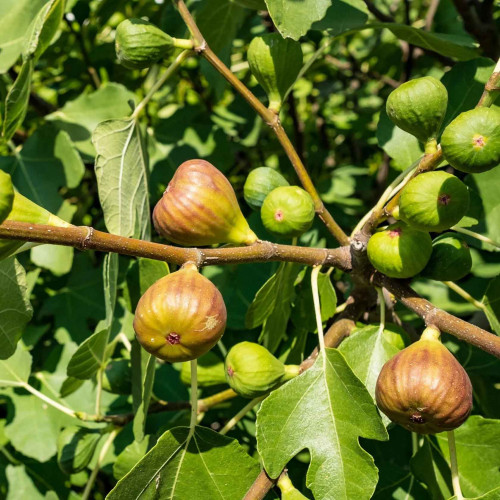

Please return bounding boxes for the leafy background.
[0,0,499,498]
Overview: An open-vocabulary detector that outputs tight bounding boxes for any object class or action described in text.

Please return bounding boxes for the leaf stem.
[188,359,198,439]
[311,266,326,354]
[132,49,191,120]
[447,430,464,500]
[443,281,487,312]
[451,226,500,250]
[82,428,120,500]
[21,383,77,418]
[219,396,265,435]
[95,367,103,418]
[376,287,385,334]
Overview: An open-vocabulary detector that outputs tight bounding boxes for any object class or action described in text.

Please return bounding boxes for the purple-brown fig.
[375,328,472,434]
[153,159,257,247]
[133,263,227,362]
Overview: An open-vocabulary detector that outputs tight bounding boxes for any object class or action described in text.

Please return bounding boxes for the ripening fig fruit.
[421,233,472,281]
[441,107,500,173]
[261,186,315,238]
[247,33,303,113]
[225,342,299,398]
[367,222,432,278]
[399,171,469,232]
[386,76,448,150]
[153,159,257,247]
[180,351,226,387]
[133,263,227,363]
[0,171,14,224]
[243,167,289,210]
[375,327,472,434]
[115,19,174,69]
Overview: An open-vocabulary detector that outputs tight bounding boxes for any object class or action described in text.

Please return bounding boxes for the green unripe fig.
[441,107,500,173]
[421,233,472,281]
[367,222,432,279]
[133,263,227,363]
[102,359,132,395]
[243,167,289,210]
[375,327,472,434]
[277,473,308,500]
[386,76,448,148]
[247,33,303,113]
[225,342,299,398]
[399,171,469,232]
[180,351,226,387]
[261,186,315,238]
[115,19,174,69]
[153,159,257,247]
[0,171,14,224]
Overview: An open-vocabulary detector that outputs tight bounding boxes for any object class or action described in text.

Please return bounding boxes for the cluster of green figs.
[368,76,500,280]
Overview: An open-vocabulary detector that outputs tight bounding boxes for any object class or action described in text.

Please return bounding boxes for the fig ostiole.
[441,107,500,173]
[224,342,299,399]
[375,326,472,434]
[421,232,472,281]
[386,76,448,146]
[398,171,469,232]
[367,222,432,279]
[0,171,14,225]
[243,167,289,210]
[247,33,303,113]
[115,18,174,69]
[153,159,257,247]
[133,263,227,363]
[260,186,315,238]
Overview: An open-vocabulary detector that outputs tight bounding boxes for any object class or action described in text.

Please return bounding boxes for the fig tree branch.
[173,0,350,247]
[0,221,352,270]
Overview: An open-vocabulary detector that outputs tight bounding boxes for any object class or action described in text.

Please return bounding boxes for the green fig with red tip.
[367,222,432,278]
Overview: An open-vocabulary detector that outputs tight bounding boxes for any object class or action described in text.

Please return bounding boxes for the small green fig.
[386,76,448,148]
[399,171,469,232]
[133,264,227,363]
[115,18,174,69]
[243,167,289,210]
[421,233,472,281]
[375,327,472,434]
[0,171,14,224]
[102,359,132,395]
[247,33,303,113]
[441,107,500,173]
[153,159,257,247]
[367,222,432,279]
[261,186,315,238]
[180,351,226,387]
[225,342,299,399]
